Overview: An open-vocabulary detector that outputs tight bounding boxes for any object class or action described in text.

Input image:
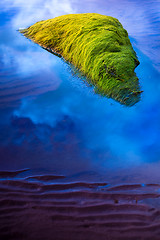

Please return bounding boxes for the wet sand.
[0,170,160,240]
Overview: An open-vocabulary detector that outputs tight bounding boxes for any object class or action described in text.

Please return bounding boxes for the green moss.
[20,13,142,106]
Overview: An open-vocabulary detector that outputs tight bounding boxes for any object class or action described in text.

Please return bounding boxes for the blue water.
[0,0,160,183]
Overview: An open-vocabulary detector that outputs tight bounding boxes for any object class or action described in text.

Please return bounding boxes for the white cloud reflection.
[1,0,159,72]
[0,0,75,28]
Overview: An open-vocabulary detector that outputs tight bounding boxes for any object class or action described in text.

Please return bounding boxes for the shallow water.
[0,0,160,182]
[0,0,160,239]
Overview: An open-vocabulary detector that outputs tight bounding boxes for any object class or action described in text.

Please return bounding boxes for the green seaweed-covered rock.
[20,13,142,106]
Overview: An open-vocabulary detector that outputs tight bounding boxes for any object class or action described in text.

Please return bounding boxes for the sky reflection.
[0,0,160,182]
[13,48,160,168]
[1,0,159,71]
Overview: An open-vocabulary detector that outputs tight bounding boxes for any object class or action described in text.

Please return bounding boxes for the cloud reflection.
[0,0,75,28]
[13,48,160,169]
[1,0,159,72]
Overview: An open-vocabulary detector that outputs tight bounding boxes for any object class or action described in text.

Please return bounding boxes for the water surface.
[0,0,160,182]
[0,1,160,239]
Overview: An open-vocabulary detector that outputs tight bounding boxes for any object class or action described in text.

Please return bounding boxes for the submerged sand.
[0,169,160,240]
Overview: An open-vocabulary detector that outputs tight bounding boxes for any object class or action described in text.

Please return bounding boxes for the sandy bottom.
[0,170,160,240]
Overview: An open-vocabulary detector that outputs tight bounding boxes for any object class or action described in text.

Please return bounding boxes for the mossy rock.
[20,13,142,106]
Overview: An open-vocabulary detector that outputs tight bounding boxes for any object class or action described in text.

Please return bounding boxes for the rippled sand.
[1,169,160,240]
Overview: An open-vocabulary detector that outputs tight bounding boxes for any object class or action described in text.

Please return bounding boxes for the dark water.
[0,1,160,239]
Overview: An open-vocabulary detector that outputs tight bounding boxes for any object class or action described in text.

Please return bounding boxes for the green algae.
[20,13,142,106]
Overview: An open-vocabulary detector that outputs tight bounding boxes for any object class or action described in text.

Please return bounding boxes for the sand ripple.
[0,170,160,240]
